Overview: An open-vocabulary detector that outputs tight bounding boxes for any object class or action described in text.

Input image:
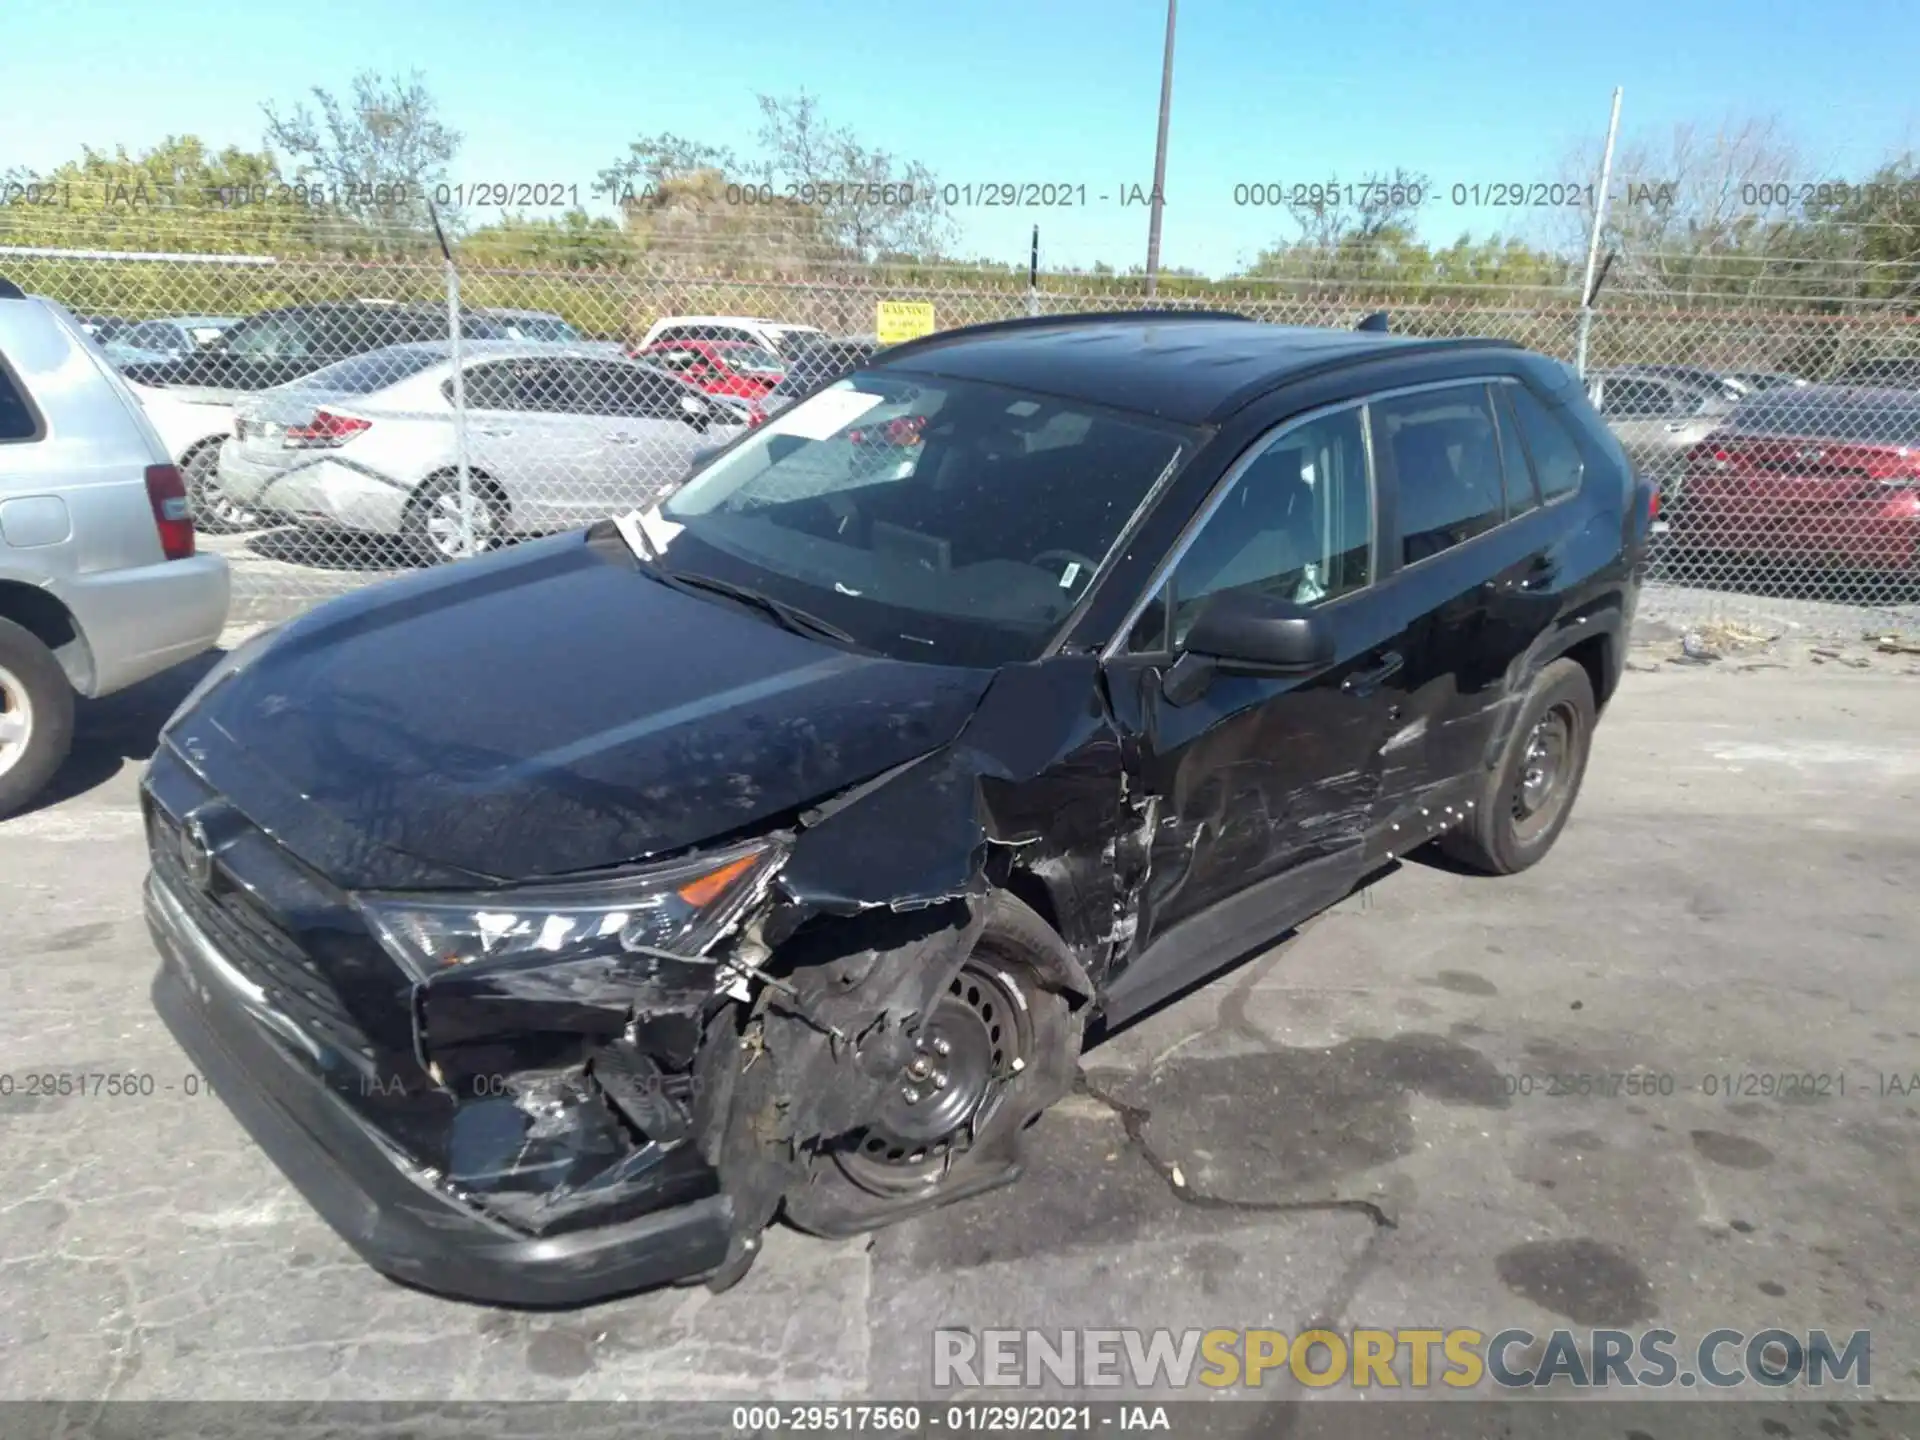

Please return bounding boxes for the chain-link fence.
[7,223,1920,635]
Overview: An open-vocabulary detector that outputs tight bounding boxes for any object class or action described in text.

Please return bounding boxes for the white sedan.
[215,343,743,564]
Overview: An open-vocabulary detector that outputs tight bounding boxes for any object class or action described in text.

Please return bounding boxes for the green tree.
[262,70,460,242]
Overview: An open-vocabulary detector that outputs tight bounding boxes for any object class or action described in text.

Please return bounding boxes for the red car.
[632,338,786,401]
[1670,385,1920,585]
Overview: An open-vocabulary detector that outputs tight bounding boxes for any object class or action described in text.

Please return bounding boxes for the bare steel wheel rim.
[424,490,496,560]
[0,662,34,780]
[835,955,1033,1198]
[1511,701,1578,842]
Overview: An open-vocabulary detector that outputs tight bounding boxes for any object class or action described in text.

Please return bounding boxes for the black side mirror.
[1162,591,1334,705]
[676,392,715,432]
[1186,590,1335,669]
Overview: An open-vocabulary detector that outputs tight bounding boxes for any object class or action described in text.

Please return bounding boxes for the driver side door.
[1099,399,1414,1026]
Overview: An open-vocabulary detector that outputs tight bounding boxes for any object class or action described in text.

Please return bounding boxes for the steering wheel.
[1031,549,1101,589]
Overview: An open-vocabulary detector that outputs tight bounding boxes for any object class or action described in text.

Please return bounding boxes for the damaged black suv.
[144,313,1654,1304]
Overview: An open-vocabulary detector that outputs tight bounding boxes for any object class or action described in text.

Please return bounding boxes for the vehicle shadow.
[20,649,226,814]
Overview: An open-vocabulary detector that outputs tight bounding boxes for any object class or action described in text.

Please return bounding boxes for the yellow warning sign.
[876,300,936,345]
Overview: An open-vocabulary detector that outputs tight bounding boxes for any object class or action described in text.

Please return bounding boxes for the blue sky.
[4,0,1918,276]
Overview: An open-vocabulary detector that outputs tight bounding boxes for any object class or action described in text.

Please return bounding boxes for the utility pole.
[1144,0,1177,297]
[1574,86,1623,380]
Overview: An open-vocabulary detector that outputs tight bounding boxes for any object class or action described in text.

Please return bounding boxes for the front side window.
[651,373,1195,666]
[714,343,786,376]
[461,358,572,412]
[1375,384,1507,565]
[573,360,690,419]
[1128,407,1374,654]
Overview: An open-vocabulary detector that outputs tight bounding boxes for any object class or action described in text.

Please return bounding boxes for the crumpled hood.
[175,533,993,887]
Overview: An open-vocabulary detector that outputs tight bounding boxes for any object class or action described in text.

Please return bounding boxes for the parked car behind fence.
[1588,367,1736,502]
[635,338,787,400]
[216,342,744,564]
[1668,384,1920,597]
[763,336,883,416]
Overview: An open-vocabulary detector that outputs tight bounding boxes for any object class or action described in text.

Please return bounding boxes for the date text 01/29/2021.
[728,1405,1169,1433]
[1485,1071,1917,1099]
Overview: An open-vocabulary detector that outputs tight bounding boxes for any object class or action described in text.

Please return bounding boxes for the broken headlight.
[357,839,783,982]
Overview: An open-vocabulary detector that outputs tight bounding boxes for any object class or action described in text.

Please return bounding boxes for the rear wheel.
[0,618,75,819]
[1438,658,1595,876]
[404,472,507,565]
[782,892,1080,1238]
[182,442,259,534]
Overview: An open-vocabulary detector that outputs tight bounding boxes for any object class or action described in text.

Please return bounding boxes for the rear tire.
[403,472,507,566]
[781,892,1081,1239]
[183,442,259,534]
[0,618,76,820]
[1438,658,1595,876]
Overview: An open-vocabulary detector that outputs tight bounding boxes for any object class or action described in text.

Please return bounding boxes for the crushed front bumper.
[146,874,736,1305]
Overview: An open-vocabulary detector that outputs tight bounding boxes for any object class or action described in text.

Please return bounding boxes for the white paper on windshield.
[769,388,887,441]
[636,505,683,552]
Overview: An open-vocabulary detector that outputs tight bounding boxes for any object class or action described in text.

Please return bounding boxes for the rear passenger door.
[1370,379,1571,804]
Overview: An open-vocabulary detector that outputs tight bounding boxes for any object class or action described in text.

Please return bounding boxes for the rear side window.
[1493,386,1540,516]
[1373,384,1507,565]
[0,355,42,441]
[292,349,446,394]
[1506,384,1587,500]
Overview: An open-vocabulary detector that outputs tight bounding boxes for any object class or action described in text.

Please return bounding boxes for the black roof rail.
[873,307,1250,362]
[0,277,26,301]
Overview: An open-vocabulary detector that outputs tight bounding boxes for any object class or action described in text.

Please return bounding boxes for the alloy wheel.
[424,491,497,561]
[0,663,34,780]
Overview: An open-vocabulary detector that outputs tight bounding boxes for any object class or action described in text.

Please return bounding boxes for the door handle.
[1341,650,1404,696]
[475,426,514,437]
[1519,555,1560,590]
[607,432,644,445]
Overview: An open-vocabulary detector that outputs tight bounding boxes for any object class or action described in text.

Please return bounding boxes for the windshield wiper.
[658,570,860,647]
[607,510,859,647]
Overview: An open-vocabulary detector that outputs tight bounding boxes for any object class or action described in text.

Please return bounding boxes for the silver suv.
[0,280,230,816]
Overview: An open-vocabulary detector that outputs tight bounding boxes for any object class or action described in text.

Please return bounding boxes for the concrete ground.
[2,637,1917,1407]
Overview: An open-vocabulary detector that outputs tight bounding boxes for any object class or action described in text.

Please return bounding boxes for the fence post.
[429,202,474,557]
[1027,226,1040,318]
[1574,86,1623,379]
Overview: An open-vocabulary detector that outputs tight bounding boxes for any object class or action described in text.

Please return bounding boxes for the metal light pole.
[1144,0,1177,297]
[1574,87,1624,380]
